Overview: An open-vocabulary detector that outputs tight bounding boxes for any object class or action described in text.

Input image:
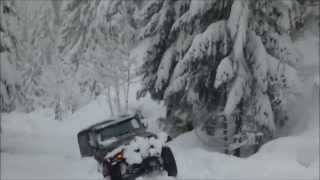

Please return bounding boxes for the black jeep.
[77,113,177,180]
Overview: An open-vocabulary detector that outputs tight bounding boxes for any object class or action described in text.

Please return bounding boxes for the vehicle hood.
[97,131,156,153]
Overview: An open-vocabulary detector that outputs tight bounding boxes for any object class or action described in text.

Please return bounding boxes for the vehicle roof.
[83,114,137,132]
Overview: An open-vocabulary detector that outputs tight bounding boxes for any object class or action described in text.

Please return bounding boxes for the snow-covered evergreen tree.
[136,0,233,135]
[137,0,305,140]
[1,0,143,115]
[1,1,72,114]
[217,0,303,137]
[0,0,27,112]
[1,1,81,115]
[21,2,60,112]
[58,0,143,115]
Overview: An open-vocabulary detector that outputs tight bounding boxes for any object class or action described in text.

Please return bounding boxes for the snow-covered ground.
[1,81,165,179]
[1,108,102,179]
[1,17,319,180]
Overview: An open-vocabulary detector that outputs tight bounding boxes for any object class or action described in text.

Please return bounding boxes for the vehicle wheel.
[161,146,177,177]
[109,163,124,180]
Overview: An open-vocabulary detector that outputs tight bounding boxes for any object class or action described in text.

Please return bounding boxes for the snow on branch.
[155,45,175,92]
[222,0,250,117]
[163,73,188,100]
[172,21,228,80]
[227,0,245,39]
[137,0,164,24]
[139,0,173,40]
[224,75,246,117]
[171,0,218,32]
[250,91,276,131]
[139,12,160,39]
[246,32,268,92]
[263,32,301,67]
[214,56,235,88]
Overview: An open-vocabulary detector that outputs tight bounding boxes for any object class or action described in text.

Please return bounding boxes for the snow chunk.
[106,134,167,165]
[148,137,164,157]
[123,137,149,164]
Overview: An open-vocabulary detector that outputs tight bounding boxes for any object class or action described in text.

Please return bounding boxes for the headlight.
[115,152,124,161]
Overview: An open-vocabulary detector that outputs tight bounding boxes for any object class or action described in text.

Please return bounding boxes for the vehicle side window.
[131,118,140,129]
[89,133,96,147]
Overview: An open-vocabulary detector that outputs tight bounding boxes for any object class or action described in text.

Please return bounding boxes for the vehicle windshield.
[99,118,143,141]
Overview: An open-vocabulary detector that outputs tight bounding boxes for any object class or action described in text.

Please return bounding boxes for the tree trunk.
[125,68,130,113]
[233,113,242,157]
[107,87,114,116]
[114,81,122,115]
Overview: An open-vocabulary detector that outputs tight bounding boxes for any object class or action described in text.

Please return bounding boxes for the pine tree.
[3,1,71,113]
[136,0,234,135]
[137,0,305,140]
[58,0,142,114]
[0,0,27,112]
[1,0,81,114]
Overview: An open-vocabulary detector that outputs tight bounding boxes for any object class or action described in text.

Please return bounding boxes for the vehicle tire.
[109,163,123,180]
[161,146,177,177]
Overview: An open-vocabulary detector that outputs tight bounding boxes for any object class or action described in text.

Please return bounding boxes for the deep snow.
[1,80,166,179]
[1,108,102,179]
[1,15,319,180]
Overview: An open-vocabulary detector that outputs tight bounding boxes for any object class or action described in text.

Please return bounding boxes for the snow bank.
[164,127,318,179]
[1,79,165,179]
[1,153,101,179]
[1,109,102,179]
